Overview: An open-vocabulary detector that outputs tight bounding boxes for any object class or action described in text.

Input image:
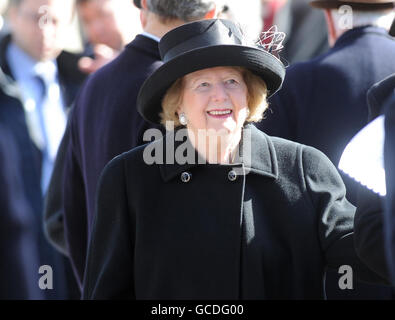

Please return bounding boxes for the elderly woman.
[83,19,386,299]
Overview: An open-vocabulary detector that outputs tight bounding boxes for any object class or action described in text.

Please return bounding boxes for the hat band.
[163,25,245,63]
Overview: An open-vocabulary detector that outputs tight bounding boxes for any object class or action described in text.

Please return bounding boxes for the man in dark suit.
[44,0,221,290]
[0,0,86,299]
[257,0,395,298]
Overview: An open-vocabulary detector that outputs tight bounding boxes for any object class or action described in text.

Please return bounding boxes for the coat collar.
[126,34,161,60]
[158,124,279,182]
[334,26,391,49]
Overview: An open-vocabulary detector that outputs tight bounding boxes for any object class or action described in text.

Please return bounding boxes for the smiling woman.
[161,66,267,163]
[83,19,388,300]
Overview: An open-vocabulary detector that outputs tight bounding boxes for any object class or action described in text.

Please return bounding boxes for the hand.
[78,44,120,74]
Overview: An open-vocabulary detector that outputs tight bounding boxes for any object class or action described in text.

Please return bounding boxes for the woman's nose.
[212,83,229,102]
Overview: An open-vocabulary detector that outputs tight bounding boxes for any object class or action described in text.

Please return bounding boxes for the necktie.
[34,71,66,193]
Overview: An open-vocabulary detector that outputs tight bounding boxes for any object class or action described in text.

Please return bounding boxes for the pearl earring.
[179,112,188,126]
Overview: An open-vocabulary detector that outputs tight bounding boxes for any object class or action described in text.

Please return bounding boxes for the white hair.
[331,6,395,33]
[147,0,217,21]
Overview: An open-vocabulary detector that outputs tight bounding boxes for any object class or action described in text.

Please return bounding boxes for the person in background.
[76,0,142,74]
[257,0,395,299]
[259,0,395,206]
[0,0,86,299]
[44,0,221,291]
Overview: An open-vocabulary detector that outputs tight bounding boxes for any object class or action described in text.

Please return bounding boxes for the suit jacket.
[0,34,86,299]
[0,125,43,299]
[83,125,387,299]
[49,35,162,288]
[258,26,395,206]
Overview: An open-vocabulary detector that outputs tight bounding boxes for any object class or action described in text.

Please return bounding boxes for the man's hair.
[146,0,216,22]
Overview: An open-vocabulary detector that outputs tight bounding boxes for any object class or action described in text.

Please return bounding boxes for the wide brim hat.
[310,0,395,10]
[137,19,286,125]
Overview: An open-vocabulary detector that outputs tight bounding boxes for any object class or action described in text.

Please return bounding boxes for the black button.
[181,172,192,183]
[228,170,237,181]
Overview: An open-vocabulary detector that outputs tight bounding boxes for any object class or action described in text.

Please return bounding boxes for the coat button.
[181,172,192,183]
[228,170,237,182]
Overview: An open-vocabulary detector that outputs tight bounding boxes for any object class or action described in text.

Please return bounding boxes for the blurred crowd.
[0,0,394,300]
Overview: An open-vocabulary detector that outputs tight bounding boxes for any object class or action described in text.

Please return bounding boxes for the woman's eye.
[225,79,238,85]
[197,82,210,88]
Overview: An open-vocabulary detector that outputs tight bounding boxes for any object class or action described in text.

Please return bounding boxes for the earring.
[179,112,188,126]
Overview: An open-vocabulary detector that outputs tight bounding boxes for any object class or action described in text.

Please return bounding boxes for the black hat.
[133,0,141,8]
[310,0,394,10]
[137,19,286,125]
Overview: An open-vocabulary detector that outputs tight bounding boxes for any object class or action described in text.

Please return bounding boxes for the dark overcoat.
[83,125,386,300]
[0,34,85,299]
[352,74,395,286]
[56,35,162,287]
[0,125,43,299]
[257,26,395,206]
[384,90,395,282]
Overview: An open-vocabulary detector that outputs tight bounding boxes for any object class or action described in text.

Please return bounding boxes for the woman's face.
[178,66,249,137]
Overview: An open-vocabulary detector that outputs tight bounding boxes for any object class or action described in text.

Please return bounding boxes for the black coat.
[83,125,386,300]
[354,74,395,284]
[384,91,395,282]
[257,26,395,206]
[0,34,86,299]
[52,35,162,287]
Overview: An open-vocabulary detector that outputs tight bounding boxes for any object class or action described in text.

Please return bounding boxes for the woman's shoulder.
[106,140,158,170]
[252,125,335,169]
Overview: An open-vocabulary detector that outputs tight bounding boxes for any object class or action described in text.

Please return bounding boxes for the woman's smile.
[206,108,233,118]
